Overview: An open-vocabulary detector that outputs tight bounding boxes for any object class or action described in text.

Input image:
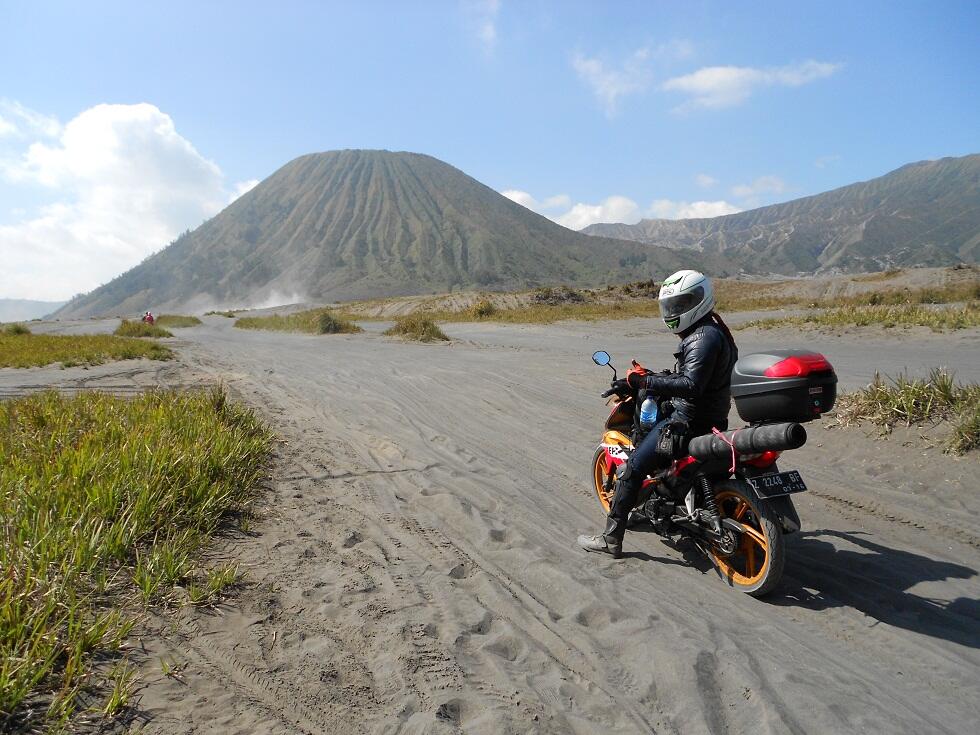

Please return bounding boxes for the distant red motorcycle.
[141,312,155,325]
[589,349,836,596]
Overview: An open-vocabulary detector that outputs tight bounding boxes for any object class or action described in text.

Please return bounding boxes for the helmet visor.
[659,286,704,319]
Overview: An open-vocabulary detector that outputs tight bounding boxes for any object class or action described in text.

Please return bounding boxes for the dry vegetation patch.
[833,369,980,454]
[0,389,272,729]
[0,333,172,368]
[113,319,173,338]
[383,315,450,342]
[737,302,980,332]
[155,314,202,328]
[1,323,31,336]
[234,308,362,335]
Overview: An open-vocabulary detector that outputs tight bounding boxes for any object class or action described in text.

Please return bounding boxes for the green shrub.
[0,389,272,727]
[470,300,498,318]
[315,311,355,334]
[384,315,450,342]
[1,323,31,335]
[834,368,980,454]
[0,334,172,368]
[114,319,173,338]
[234,308,361,334]
[155,314,203,328]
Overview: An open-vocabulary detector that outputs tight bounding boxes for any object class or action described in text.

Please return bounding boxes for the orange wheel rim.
[712,489,769,586]
[593,453,614,512]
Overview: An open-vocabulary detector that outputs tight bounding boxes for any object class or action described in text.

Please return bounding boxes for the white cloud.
[501,189,570,211]
[0,115,16,137]
[230,178,259,203]
[504,188,641,229]
[572,47,652,117]
[655,39,696,61]
[465,0,500,53]
[662,60,841,111]
[815,154,841,169]
[648,199,741,219]
[555,196,640,230]
[505,188,742,228]
[694,173,718,189]
[731,175,787,199]
[0,102,248,301]
[505,186,743,227]
[0,99,62,138]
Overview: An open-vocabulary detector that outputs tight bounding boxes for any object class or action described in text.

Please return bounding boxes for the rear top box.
[731,350,837,424]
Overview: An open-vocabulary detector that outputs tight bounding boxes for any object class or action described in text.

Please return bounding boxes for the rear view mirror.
[592,350,611,366]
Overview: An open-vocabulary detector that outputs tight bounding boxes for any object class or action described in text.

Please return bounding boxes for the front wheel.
[590,446,616,513]
[710,480,785,597]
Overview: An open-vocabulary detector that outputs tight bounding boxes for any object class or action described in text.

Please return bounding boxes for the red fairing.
[603,447,626,470]
[670,455,698,476]
[763,353,833,378]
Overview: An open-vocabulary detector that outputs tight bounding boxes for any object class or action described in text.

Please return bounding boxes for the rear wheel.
[590,446,616,513]
[710,480,785,597]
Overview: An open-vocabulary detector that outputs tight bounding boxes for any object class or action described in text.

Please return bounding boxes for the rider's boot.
[577,515,625,559]
[578,460,639,559]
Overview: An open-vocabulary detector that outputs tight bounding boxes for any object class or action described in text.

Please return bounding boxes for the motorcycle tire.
[709,479,786,597]
[590,446,616,513]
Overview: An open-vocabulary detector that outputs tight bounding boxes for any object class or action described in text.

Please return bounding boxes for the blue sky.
[1,0,978,300]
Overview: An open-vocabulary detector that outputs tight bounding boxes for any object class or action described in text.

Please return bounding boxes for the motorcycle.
[588,349,837,597]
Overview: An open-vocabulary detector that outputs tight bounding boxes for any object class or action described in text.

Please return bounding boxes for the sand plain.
[3,314,978,734]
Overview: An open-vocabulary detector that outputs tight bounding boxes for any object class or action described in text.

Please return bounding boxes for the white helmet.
[658,270,715,334]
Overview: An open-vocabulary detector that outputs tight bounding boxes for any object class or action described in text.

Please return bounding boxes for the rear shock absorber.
[698,474,722,534]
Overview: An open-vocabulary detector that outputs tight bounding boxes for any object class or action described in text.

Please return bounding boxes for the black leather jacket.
[641,315,738,435]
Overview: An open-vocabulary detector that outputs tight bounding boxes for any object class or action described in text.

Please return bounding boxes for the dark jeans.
[607,419,670,539]
[606,418,727,541]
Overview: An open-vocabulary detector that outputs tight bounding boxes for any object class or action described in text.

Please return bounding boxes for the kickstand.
[691,538,712,558]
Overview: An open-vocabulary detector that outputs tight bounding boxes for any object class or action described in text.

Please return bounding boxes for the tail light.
[763,353,833,378]
[742,450,781,469]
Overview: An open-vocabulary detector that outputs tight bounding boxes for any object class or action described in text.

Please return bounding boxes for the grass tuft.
[113,319,173,338]
[234,308,362,334]
[469,300,498,318]
[0,388,272,729]
[187,563,244,605]
[0,333,172,368]
[1,323,31,336]
[383,315,449,342]
[204,310,237,318]
[834,368,980,454]
[155,314,202,328]
[738,303,980,332]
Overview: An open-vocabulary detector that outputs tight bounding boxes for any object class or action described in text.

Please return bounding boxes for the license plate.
[747,471,808,498]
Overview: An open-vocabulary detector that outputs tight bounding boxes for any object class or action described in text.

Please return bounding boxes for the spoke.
[740,524,767,549]
[734,501,749,521]
[746,541,756,578]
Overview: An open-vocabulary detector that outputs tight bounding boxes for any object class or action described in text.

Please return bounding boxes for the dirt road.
[6,316,978,733]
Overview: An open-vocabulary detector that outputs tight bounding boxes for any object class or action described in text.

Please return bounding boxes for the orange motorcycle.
[589,349,836,596]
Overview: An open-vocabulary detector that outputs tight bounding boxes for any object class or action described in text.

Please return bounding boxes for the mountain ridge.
[583,154,980,273]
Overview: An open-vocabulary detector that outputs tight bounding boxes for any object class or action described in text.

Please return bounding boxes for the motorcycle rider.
[577,270,738,559]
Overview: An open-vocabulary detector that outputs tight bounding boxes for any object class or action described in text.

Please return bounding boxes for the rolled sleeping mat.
[687,422,807,461]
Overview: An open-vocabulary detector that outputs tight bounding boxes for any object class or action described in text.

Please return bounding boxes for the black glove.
[601,378,631,398]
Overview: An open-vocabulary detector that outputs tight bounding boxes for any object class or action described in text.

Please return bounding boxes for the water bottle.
[639,397,658,429]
